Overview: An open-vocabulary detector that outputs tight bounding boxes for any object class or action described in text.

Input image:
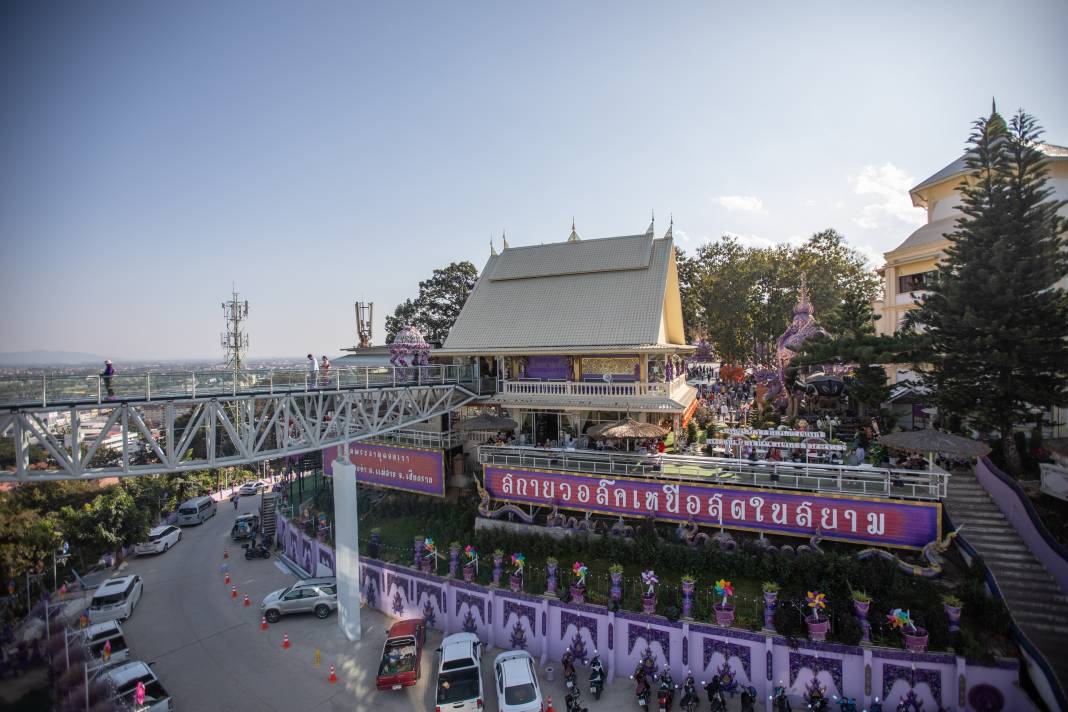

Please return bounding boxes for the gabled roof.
[887,216,957,256]
[441,231,686,353]
[910,142,1068,206]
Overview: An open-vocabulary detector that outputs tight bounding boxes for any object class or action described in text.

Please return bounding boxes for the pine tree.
[910,105,1068,474]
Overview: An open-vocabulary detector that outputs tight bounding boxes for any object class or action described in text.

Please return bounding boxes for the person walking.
[306,353,319,388]
[100,360,115,399]
[320,355,331,386]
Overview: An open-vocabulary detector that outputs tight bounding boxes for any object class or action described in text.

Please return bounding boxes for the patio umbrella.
[454,413,518,431]
[878,430,990,469]
[590,418,669,440]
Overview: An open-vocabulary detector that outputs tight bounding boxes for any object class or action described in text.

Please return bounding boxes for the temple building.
[436,219,696,445]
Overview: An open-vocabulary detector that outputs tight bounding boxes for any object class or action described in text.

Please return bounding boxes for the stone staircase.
[945,471,1068,697]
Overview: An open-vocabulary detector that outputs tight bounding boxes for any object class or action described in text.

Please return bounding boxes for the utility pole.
[221,287,250,375]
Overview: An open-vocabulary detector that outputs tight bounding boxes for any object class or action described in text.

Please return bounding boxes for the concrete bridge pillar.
[332,447,362,641]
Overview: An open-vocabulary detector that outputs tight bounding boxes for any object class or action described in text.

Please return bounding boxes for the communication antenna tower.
[221,287,250,372]
[356,302,373,348]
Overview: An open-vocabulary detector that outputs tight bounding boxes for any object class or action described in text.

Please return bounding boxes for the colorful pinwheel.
[641,570,659,595]
[714,579,734,606]
[424,537,435,553]
[572,561,588,586]
[511,553,525,574]
[464,545,476,561]
[886,608,915,631]
[806,591,827,621]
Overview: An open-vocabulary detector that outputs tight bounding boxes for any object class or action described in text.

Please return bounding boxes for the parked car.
[230,513,259,540]
[377,618,426,690]
[134,525,181,556]
[493,650,543,712]
[84,620,131,666]
[435,632,484,711]
[106,660,172,711]
[238,480,270,496]
[88,575,144,624]
[260,577,337,623]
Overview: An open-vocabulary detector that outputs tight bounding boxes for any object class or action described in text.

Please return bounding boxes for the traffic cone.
[546,696,554,712]
[282,634,290,650]
[260,617,269,631]
[224,549,229,559]
[231,586,237,599]
[329,665,337,684]
[243,594,251,607]
[224,572,231,585]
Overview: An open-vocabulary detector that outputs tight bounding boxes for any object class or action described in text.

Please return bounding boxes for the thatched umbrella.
[589,418,669,440]
[454,413,519,431]
[878,429,990,469]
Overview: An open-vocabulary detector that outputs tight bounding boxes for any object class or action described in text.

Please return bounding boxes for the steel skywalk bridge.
[0,364,484,482]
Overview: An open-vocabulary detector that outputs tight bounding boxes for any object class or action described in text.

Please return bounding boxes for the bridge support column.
[332,446,362,641]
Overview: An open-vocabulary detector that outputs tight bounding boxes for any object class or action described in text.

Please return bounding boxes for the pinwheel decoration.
[641,570,659,596]
[713,579,734,606]
[572,561,588,587]
[886,608,916,632]
[464,545,477,561]
[424,537,435,553]
[806,591,827,621]
[135,681,146,706]
[511,553,525,575]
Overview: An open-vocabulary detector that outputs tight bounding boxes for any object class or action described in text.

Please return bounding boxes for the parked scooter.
[589,652,605,701]
[242,538,271,560]
[808,687,829,712]
[740,684,758,712]
[835,694,858,712]
[678,671,699,712]
[563,649,577,691]
[656,666,676,712]
[704,675,727,712]
[773,683,793,712]
[867,697,883,712]
[631,668,651,712]
[566,686,588,712]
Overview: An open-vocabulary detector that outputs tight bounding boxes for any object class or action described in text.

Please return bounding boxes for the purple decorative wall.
[524,356,571,381]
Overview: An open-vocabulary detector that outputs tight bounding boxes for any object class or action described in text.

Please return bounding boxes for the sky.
[2,0,1066,361]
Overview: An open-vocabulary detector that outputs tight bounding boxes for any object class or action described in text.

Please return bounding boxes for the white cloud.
[674,229,691,243]
[850,163,926,230]
[803,199,817,207]
[718,195,767,214]
[722,232,806,250]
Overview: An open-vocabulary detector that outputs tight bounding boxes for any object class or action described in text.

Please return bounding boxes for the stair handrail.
[976,456,1068,592]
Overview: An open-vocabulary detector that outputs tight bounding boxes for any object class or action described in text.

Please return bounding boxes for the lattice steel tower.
[221,288,249,373]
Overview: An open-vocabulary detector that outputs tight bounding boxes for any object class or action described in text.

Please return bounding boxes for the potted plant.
[571,562,589,604]
[713,579,735,626]
[641,570,658,614]
[888,608,928,652]
[462,545,478,582]
[448,542,461,578]
[942,594,963,633]
[546,557,559,597]
[680,575,696,619]
[609,564,624,605]
[761,582,779,630]
[805,591,830,641]
[850,590,871,616]
[492,549,505,587]
[421,537,436,574]
[509,553,525,592]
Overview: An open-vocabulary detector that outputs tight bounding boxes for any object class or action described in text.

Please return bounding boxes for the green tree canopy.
[385,261,478,345]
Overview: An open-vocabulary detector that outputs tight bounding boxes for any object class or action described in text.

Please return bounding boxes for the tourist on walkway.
[100,360,115,399]
[320,355,331,386]
[307,353,319,387]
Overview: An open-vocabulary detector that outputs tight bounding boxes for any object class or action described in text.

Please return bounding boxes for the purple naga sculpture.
[389,324,431,368]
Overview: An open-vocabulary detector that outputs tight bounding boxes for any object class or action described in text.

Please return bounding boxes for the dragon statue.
[856,528,961,578]
[474,477,537,524]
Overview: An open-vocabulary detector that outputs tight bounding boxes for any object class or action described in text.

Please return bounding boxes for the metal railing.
[0,364,479,408]
[372,428,465,450]
[500,373,690,399]
[478,445,948,500]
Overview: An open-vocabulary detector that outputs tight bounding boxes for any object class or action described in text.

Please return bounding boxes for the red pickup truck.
[376,619,427,691]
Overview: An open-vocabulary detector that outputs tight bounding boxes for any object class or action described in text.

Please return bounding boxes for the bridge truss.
[0,384,477,482]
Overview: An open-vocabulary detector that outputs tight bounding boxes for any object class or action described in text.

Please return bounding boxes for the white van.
[84,620,131,666]
[177,495,216,525]
[88,575,143,624]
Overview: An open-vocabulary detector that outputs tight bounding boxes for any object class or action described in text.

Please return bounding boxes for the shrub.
[773,604,804,638]
[835,612,863,646]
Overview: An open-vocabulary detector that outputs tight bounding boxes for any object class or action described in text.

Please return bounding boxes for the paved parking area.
[118,497,760,710]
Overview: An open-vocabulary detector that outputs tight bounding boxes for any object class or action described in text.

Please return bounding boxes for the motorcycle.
[589,653,605,701]
[678,672,699,712]
[563,650,577,691]
[835,695,858,712]
[566,686,588,712]
[868,698,883,712]
[631,670,651,712]
[740,684,758,712]
[773,683,793,712]
[242,539,271,560]
[704,675,727,712]
[656,667,676,712]
[808,688,829,712]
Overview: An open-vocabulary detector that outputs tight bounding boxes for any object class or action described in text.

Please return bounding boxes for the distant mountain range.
[0,351,106,366]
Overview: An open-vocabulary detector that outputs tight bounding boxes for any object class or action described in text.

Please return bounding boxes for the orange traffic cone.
[224,572,231,585]
[261,617,269,631]
[231,586,237,599]
[282,634,290,650]
[224,549,229,559]
[546,696,555,712]
[329,665,337,684]
[243,594,251,607]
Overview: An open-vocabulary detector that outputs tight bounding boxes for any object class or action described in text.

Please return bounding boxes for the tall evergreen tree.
[910,105,1068,474]
[385,261,478,345]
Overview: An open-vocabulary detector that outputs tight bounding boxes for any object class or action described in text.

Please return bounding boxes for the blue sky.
[2,0,1066,360]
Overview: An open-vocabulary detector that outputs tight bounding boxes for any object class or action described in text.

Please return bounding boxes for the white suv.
[135,525,181,556]
[493,650,543,712]
[435,633,484,712]
[88,575,143,624]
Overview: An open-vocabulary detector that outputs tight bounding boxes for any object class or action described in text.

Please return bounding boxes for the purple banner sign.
[324,443,445,497]
[483,466,940,549]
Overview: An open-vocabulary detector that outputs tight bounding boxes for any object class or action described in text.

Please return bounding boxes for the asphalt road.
[119,495,762,711]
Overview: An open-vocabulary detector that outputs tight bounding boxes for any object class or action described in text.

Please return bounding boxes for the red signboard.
[482,465,941,550]
[324,443,445,497]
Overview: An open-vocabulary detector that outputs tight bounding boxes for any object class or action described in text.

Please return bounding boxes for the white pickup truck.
[434,632,484,712]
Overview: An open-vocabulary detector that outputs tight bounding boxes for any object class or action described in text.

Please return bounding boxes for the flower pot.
[944,604,962,633]
[714,603,735,627]
[852,599,870,618]
[903,626,929,652]
[610,572,623,603]
[571,584,586,605]
[509,574,523,593]
[806,615,830,641]
[546,566,558,597]
[420,558,433,574]
[642,593,657,615]
[462,563,475,583]
[763,591,778,630]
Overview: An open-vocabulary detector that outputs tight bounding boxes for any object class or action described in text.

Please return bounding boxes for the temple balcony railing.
[499,373,690,399]
[371,428,465,450]
[478,445,947,501]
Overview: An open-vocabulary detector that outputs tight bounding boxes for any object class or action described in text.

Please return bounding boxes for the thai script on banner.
[721,428,828,438]
[324,442,445,497]
[707,439,846,452]
[482,466,940,549]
